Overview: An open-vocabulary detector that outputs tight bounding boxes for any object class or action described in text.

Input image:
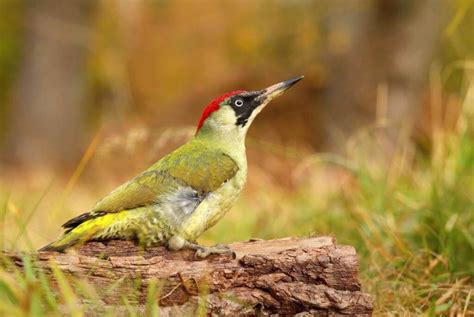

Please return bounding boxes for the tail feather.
[62,211,107,232]
[39,210,131,252]
[38,237,80,253]
[39,223,100,252]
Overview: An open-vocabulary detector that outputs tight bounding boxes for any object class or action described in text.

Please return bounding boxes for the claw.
[192,244,236,259]
[194,247,210,259]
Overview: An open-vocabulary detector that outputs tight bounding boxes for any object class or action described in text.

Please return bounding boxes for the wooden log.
[3,237,373,316]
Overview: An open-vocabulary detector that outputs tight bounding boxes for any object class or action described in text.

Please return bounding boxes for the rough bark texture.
[3,237,373,316]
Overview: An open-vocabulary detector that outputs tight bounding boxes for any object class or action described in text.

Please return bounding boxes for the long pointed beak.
[258,76,304,103]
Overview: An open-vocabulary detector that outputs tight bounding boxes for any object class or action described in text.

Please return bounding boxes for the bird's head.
[195,76,304,138]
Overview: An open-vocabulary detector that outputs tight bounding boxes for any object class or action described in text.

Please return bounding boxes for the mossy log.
[3,237,373,316]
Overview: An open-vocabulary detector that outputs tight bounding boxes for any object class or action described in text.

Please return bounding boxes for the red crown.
[196,90,243,133]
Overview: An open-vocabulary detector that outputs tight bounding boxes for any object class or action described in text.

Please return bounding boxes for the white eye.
[234,99,244,107]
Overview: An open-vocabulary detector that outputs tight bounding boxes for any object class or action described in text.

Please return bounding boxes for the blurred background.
[0,0,473,314]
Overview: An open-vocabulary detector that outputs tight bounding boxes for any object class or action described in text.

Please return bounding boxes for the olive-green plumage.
[40,76,303,255]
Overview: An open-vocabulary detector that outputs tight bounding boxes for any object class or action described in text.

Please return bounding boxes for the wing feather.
[62,141,238,229]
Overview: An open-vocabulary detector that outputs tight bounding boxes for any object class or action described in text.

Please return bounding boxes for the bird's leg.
[168,236,236,259]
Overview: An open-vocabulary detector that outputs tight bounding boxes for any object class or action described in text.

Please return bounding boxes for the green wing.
[91,171,170,213]
[62,141,238,229]
[159,142,239,193]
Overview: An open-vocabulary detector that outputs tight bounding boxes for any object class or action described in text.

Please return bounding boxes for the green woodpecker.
[40,76,303,257]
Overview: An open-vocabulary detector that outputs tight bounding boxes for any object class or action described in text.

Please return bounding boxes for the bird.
[39,76,304,258]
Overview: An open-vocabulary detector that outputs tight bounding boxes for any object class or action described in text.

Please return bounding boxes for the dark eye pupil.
[235,99,243,107]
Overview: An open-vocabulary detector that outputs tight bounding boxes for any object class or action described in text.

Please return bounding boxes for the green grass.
[1,81,473,316]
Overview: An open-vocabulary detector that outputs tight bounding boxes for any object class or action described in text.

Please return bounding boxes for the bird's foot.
[191,243,236,259]
[168,236,236,259]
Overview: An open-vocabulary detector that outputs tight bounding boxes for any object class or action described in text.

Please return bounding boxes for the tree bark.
[3,237,373,316]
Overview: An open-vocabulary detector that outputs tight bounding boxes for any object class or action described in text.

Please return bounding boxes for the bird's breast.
[177,166,247,241]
